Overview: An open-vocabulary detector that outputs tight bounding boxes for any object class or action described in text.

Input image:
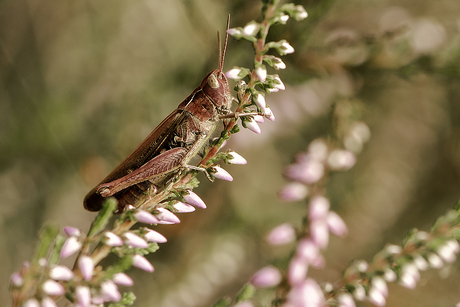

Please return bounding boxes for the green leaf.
[33,225,60,263]
[212,297,231,307]
[235,283,256,302]
[49,234,66,265]
[88,198,117,237]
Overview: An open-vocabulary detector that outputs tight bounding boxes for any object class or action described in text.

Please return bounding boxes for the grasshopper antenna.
[219,14,230,72]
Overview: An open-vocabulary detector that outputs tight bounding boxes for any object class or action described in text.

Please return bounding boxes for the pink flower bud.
[245,118,261,134]
[41,297,57,307]
[253,115,265,123]
[250,266,282,288]
[156,208,180,224]
[273,76,285,90]
[134,210,159,224]
[266,223,296,245]
[254,93,266,110]
[213,166,233,181]
[280,41,295,55]
[78,255,94,281]
[297,239,320,263]
[132,254,154,272]
[173,201,196,213]
[225,68,242,80]
[104,232,124,247]
[309,196,330,221]
[49,265,74,281]
[23,299,40,307]
[255,66,267,82]
[327,211,348,237]
[112,272,134,286]
[228,151,247,165]
[144,229,167,243]
[288,257,308,285]
[278,182,308,202]
[63,226,81,237]
[369,287,386,306]
[123,232,149,248]
[101,280,121,302]
[10,272,23,287]
[76,286,91,307]
[310,220,329,249]
[264,107,275,121]
[183,190,207,209]
[42,280,65,296]
[338,293,356,307]
[60,236,82,258]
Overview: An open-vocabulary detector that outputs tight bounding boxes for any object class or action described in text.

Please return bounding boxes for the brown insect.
[84,17,252,212]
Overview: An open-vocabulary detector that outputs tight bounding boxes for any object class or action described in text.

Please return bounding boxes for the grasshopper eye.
[207,74,220,89]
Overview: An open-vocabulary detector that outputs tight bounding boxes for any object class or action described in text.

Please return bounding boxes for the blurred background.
[1,0,460,306]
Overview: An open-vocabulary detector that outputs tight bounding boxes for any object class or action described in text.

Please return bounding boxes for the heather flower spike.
[183,190,207,209]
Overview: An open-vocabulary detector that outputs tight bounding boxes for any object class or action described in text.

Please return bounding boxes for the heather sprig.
[8,1,307,306]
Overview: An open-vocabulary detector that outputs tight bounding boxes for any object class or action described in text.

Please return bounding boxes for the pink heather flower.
[132,254,154,272]
[24,299,40,307]
[413,255,428,270]
[284,158,324,184]
[309,196,330,221]
[437,242,457,263]
[308,140,329,161]
[386,244,402,255]
[243,22,259,36]
[255,66,267,82]
[448,239,460,253]
[328,150,356,170]
[278,182,308,202]
[173,201,196,213]
[60,236,82,258]
[264,107,275,121]
[134,210,159,224]
[49,265,74,281]
[253,115,265,123]
[78,255,94,281]
[144,229,167,243]
[286,278,325,306]
[42,280,65,296]
[10,272,23,287]
[41,297,57,307]
[245,118,261,134]
[272,76,285,90]
[250,266,282,288]
[280,41,295,55]
[63,226,81,237]
[112,272,134,286]
[297,239,320,263]
[338,293,356,307]
[123,232,149,248]
[273,57,286,69]
[310,220,329,249]
[428,253,443,268]
[104,232,124,247]
[91,296,105,305]
[266,223,296,245]
[384,268,397,282]
[353,284,366,301]
[183,190,206,209]
[400,263,419,289]
[225,67,242,80]
[234,302,254,307]
[213,166,233,181]
[76,286,91,307]
[101,280,121,302]
[228,151,247,165]
[226,28,242,36]
[369,287,386,306]
[156,207,181,224]
[254,93,266,110]
[327,211,348,237]
[288,256,309,285]
[371,276,388,297]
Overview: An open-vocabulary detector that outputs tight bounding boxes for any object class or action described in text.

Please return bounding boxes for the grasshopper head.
[201,69,232,112]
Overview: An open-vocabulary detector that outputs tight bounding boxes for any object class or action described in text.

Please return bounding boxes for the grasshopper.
[84,18,258,212]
